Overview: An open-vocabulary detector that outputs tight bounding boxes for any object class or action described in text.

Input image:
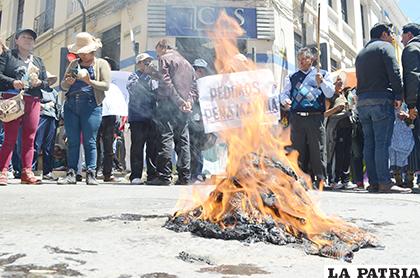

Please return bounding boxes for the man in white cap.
[126,52,159,184]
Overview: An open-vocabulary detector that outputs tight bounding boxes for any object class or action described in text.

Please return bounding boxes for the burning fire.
[168,11,377,261]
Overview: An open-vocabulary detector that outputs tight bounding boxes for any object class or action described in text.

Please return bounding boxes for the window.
[0,11,2,30]
[341,0,348,23]
[360,4,366,40]
[330,58,339,72]
[101,25,121,69]
[34,0,55,35]
[68,0,88,16]
[328,0,333,7]
[16,0,25,31]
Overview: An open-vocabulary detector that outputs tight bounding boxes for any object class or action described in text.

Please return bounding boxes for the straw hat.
[46,71,58,86]
[68,32,102,54]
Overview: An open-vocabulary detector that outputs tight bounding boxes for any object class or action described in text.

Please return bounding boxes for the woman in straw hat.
[0,29,49,186]
[58,32,111,185]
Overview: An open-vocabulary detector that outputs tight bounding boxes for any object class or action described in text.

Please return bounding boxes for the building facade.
[0,0,409,85]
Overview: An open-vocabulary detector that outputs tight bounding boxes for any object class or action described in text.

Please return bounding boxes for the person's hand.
[80,74,91,85]
[45,102,54,108]
[394,100,402,109]
[64,74,76,86]
[398,111,409,120]
[316,73,323,86]
[336,104,345,112]
[408,108,418,120]
[13,80,25,90]
[31,79,42,88]
[181,101,192,112]
[283,99,292,111]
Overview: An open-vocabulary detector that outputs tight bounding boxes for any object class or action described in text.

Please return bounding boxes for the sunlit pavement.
[0,182,419,277]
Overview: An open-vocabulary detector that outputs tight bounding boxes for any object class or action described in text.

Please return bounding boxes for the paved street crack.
[3,263,82,276]
[45,245,80,254]
[85,213,170,222]
[65,257,87,265]
[140,273,178,278]
[0,253,26,266]
[176,251,214,265]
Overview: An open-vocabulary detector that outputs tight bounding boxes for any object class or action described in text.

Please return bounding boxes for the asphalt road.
[0,182,419,278]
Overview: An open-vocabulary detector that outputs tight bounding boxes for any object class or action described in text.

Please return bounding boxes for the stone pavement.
[0,182,419,278]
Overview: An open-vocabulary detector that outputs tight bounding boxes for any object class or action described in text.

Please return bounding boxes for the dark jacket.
[355,39,403,103]
[126,70,157,122]
[157,49,196,110]
[402,35,420,109]
[40,88,60,120]
[0,49,48,97]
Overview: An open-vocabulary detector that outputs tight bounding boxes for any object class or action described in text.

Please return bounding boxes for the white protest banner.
[110,71,131,104]
[197,69,279,133]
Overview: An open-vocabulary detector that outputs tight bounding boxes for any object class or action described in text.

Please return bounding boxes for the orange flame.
[177,11,374,249]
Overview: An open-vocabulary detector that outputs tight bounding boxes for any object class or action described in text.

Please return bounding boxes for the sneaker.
[405,171,415,189]
[57,169,77,185]
[174,178,191,185]
[21,169,42,185]
[43,172,58,181]
[378,184,412,194]
[130,178,143,185]
[343,182,357,190]
[367,184,379,193]
[0,170,7,186]
[7,171,14,180]
[103,175,120,182]
[86,170,98,186]
[331,182,344,190]
[356,182,364,189]
[146,177,171,186]
[76,174,83,182]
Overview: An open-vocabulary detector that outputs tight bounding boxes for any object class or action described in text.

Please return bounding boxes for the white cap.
[192,58,208,68]
[135,53,152,64]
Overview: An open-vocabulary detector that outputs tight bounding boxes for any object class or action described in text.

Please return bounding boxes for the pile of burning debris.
[165,155,379,262]
[165,12,379,262]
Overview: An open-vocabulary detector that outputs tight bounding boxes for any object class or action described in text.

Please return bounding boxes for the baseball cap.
[136,53,152,64]
[15,28,37,40]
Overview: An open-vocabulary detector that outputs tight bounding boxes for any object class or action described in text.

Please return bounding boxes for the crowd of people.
[0,22,419,193]
[0,29,211,186]
[281,22,420,194]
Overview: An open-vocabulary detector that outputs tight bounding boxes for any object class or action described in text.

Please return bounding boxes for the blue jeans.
[63,94,102,171]
[33,116,57,174]
[358,103,395,185]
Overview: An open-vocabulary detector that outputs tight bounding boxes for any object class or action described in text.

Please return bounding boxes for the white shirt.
[102,83,128,116]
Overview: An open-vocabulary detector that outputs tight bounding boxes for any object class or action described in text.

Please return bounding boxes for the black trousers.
[155,103,191,182]
[96,115,116,177]
[351,120,364,184]
[290,113,326,181]
[129,121,157,181]
[333,126,352,183]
